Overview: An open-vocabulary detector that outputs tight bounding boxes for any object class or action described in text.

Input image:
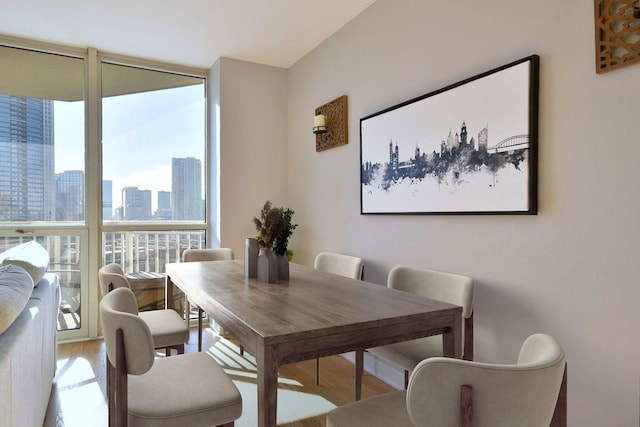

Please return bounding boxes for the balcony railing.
[102,230,206,275]
[0,230,206,332]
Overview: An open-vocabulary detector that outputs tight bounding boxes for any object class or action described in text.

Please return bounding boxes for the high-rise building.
[122,186,152,220]
[158,191,170,210]
[0,95,55,221]
[155,190,172,219]
[103,180,113,220]
[171,157,202,220]
[56,170,84,221]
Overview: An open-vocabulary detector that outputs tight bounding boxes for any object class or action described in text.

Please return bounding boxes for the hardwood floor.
[44,327,395,426]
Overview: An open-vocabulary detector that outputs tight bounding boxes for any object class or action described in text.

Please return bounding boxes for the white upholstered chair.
[313,252,364,385]
[314,251,364,281]
[360,265,474,395]
[182,248,235,263]
[98,263,189,356]
[181,248,235,352]
[328,333,566,427]
[100,287,242,427]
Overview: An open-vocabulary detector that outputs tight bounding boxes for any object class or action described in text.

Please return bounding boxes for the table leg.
[165,276,174,310]
[257,344,279,427]
[355,349,364,401]
[443,315,463,359]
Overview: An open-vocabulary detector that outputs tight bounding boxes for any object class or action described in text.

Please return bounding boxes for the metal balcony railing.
[0,230,206,331]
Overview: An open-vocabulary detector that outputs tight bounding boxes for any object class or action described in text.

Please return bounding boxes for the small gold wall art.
[313,95,348,152]
[594,0,640,73]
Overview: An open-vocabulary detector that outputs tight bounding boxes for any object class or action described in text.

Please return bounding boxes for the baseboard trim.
[341,351,405,390]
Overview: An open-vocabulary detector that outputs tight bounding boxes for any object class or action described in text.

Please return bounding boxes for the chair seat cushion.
[128,352,242,427]
[138,310,189,349]
[327,390,410,427]
[368,335,442,372]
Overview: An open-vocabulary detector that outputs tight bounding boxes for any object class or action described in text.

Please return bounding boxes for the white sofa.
[0,242,60,427]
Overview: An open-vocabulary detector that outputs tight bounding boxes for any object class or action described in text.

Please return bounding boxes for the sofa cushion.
[0,241,49,286]
[0,264,34,335]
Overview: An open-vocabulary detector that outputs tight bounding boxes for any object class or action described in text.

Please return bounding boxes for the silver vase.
[244,237,259,278]
[277,254,289,280]
[257,249,278,283]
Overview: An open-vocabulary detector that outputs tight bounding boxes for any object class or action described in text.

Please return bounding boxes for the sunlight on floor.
[50,331,340,426]
[54,357,107,427]
[231,381,337,427]
[207,334,337,426]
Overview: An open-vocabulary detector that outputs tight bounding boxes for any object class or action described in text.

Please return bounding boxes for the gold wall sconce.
[594,0,640,73]
[313,95,348,152]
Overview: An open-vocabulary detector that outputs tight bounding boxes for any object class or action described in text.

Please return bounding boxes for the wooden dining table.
[165,259,462,427]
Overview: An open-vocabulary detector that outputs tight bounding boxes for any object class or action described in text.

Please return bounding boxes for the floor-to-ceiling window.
[100,62,207,312]
[0,44,87,339]
[0,37,209,340]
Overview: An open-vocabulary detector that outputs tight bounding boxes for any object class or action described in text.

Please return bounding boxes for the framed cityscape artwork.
[360,55,539,215]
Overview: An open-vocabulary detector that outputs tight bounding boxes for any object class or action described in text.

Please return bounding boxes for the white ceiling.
[0,0,376,69]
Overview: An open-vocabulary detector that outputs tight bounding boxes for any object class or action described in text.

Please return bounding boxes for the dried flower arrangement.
[252,201,298,258]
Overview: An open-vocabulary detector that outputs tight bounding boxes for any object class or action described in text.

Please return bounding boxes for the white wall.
[286,1,640,425]
[211,57,288,257]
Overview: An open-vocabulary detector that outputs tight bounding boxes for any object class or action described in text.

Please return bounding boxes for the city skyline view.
[2,72,205,221]
[53,79,205,215]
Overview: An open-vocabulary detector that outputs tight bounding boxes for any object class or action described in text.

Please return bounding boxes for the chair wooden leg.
[460,384,473,427]
[355,349,364,401]
[177,343,184,355]
[550,363,567,427]
[316,357,320,385]
[216,422,235,427]
[240,345,244,356]
[404,370,409,389]
[107,357,115,427]
[115,329,128,427]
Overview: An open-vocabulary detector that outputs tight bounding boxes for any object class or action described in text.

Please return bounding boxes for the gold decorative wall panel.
[315,95,348,152]
[594,0,640,73]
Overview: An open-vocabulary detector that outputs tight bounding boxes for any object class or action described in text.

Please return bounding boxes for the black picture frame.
[360,55,539,215]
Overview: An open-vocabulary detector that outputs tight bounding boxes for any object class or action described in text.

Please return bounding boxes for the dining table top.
[165,259,462,347]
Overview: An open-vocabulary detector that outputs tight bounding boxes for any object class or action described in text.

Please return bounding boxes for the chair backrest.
[388,266,473,319]
[182,248,235,262]
[98,263,131,297]
[407,333,565,427]
[99,287,155,375]
[314,252,364,280]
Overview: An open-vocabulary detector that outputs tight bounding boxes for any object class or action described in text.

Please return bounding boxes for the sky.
[54,84,205,213]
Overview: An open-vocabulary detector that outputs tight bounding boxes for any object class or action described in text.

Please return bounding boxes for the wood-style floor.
[44,327,395,426]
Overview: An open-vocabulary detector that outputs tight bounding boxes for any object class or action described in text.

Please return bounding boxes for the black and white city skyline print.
[360,57,536,214]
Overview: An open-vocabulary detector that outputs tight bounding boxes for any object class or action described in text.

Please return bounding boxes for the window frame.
[0,34,211,341]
